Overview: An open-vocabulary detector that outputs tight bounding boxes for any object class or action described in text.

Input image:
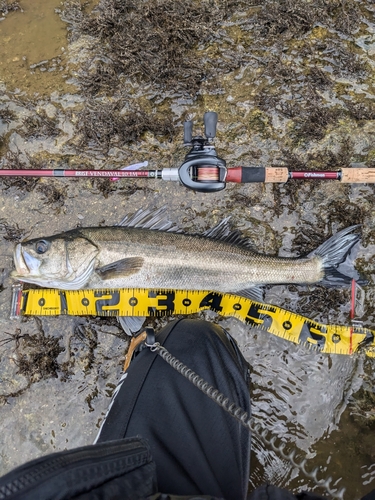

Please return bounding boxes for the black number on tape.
[199,292,223,312]
[148,290,175,315]
[94,291,120,315]
[299,323,327,349]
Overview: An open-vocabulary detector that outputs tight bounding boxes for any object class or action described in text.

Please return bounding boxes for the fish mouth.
[12,244,40,278]
[12,244,29,276]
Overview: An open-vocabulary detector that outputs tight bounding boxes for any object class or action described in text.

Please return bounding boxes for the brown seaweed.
[64,0,235,96]
[77,101,174,152]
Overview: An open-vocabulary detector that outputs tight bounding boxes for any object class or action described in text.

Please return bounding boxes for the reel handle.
[183,120,193,145]
[204,112,218,139]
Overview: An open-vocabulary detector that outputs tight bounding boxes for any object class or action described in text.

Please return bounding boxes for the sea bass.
[12,208,364,333]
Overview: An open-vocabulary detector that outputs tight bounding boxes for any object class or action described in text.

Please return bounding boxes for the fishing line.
[11,284,375,357]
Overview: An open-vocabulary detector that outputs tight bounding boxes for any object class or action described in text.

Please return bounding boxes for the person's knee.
[158,318,250,381]
[158,318,232,353]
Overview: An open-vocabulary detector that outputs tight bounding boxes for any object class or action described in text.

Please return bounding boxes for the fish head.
[12,232,99,289]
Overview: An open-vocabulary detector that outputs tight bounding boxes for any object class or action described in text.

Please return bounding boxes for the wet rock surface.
[1,1,375,498]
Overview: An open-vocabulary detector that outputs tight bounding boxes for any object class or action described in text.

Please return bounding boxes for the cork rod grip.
[341,168,375,183]
[264,167,289,183]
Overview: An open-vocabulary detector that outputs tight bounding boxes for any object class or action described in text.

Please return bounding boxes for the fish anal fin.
[234,286,265,303]
[96,257,144,280]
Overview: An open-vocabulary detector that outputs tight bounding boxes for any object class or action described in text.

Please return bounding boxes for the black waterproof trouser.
[96,318,252,498]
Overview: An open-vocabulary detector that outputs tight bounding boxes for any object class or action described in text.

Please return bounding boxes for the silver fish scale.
[80,227,323,291]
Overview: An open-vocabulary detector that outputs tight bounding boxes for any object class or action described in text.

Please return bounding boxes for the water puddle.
[0,0,71,94]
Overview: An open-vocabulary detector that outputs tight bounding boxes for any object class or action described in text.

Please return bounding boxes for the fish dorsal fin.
[203,218,256,249]
[119,208,255,248]
[118,206,182,233]
[203,217,232,238]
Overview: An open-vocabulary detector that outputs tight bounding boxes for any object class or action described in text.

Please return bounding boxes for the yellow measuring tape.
[11,285,375,357]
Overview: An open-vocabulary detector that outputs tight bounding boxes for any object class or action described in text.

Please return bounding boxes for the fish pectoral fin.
[234,286,265,303]
[96,257,144,280]
[118,316,146,336]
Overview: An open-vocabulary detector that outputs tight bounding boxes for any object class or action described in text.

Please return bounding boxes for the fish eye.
[35,240,49,254]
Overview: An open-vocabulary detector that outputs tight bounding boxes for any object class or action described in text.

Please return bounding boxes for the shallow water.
[0,1,375,498]
[0,0,72,94]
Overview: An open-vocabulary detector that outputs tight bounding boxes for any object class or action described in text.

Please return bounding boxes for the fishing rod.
[1,112,375,192]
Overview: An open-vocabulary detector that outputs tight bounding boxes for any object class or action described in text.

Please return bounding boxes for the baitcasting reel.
[178,112,227,193]
[166,111,270,192]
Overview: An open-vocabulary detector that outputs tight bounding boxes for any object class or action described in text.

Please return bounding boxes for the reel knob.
[183,120,193,145]
[204,112,218,139]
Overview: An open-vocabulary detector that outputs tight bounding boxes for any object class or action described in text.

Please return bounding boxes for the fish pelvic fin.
[96,257,144,280]
[118,316,146,336]
[309,225,367,287]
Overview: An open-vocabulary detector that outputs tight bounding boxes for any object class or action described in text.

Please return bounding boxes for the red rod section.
[0,169,156,178]
[289,171,340,180]
[225,167,242,183]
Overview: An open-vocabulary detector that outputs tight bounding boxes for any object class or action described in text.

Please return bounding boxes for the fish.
[11,207,365,334]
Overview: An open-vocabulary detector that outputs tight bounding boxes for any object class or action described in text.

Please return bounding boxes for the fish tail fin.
[308,225,367,287]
